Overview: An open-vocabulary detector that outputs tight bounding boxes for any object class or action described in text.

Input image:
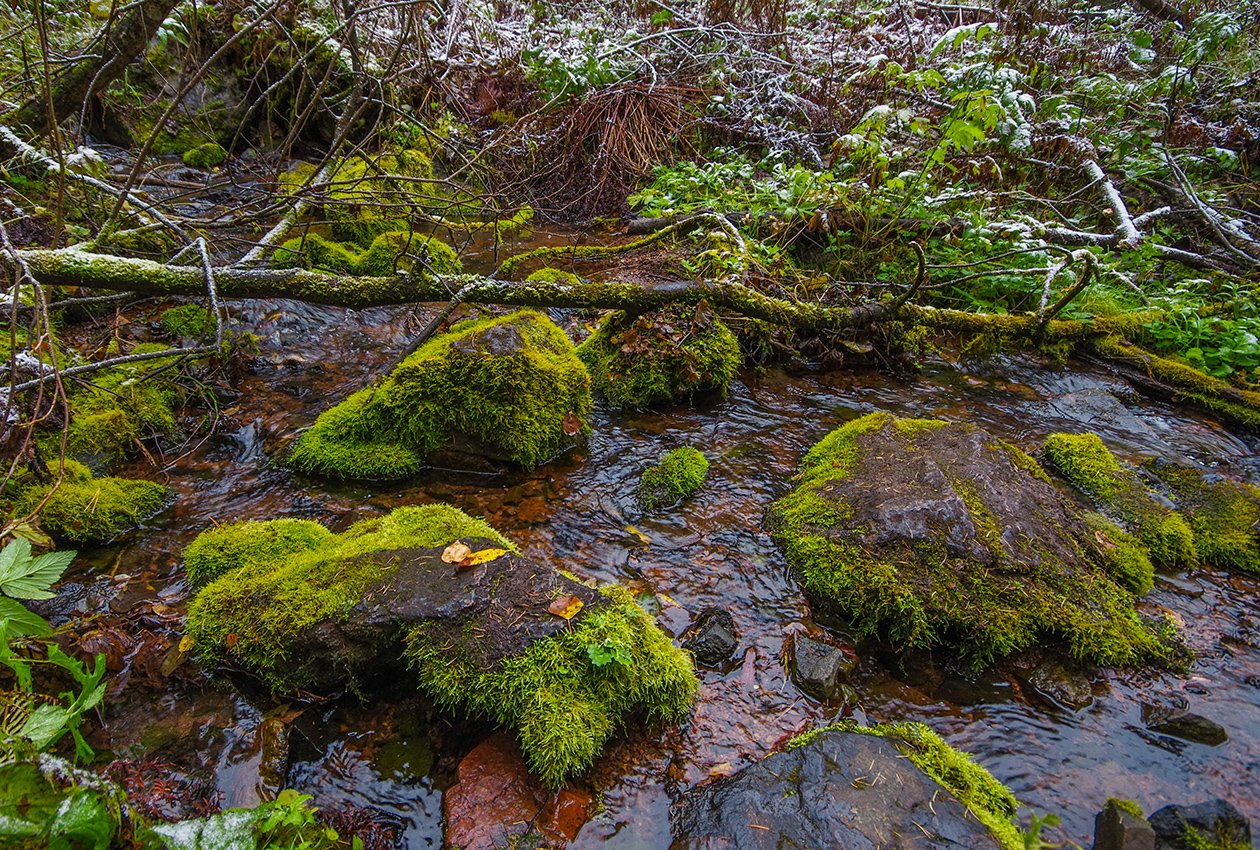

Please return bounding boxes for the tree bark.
[10,0,181,139]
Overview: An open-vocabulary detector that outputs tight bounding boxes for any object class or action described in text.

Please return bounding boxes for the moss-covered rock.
[769,413,1174,667]
[1147,462,1260,575]
[290,310,591,480]
[181,142,227,170]
[270,230,459,278]
[183,505,696,787]
[325,149,438,246]
[577,303,741,409]
[160,304,213,339]
[13,460,166,544]
[525,267,582,287]
[639,447,708,510]
[1043,432,1197,575]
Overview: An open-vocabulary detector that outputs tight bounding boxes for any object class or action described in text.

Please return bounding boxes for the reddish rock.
[443,733,594,850]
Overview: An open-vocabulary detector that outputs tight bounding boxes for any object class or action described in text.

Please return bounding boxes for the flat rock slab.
[670,729,1003,850]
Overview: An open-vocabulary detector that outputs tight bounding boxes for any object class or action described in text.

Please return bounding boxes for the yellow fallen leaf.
[178,635,195,653]
[548,595,584,621]
[459,548,508,567]
[625,525,651,546]
[442,541,472,563]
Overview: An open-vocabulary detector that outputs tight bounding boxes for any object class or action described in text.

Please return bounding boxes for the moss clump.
[525,267,581,287]
[182,518,333,587]
[405,583,696,788]
[271,231,459,278]
[56,344,182,467]
[1106,798,1145,818]
[770,413,1171,667]
[639,447,709,510]
[290,310,591,480]
[325,149,438,246]
[1148,463,1260,575]
[181,142,227,170]
[1043,432,1197,572]
[787,721,1020,850]
[184,504,513,686]
[13,460,166,544]
[577,303,742,409]
[160,304,213,338]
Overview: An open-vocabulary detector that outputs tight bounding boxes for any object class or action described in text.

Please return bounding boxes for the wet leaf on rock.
[442,541,472,564]
[562,412,583,436]
[548,595,583,621]
[459,548,508,568]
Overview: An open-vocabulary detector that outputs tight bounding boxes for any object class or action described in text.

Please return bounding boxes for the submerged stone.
[769,413,1174,667]
[577,302,741,408]
[289,310,592,480]
[672,723,1020,850]
[1148,799,1252,850]
[182,504,695,788]
[1141,704,1229,746]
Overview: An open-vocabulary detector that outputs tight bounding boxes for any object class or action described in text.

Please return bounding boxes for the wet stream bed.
[49,294,1260,848]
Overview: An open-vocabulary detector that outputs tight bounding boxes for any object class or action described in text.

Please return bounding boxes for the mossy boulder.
[271,230,459,278]
[1146,462,1260,575]
[182,504,696,787]
[324,149,438,246]
[1043,432,1197,573]
[673,722,1019,850]
[577,303,741,408]
[13,460,167,544]
[769,413,1173,667]
[289,310,591,480]
[181,142,227,170]
[639,447,709,510]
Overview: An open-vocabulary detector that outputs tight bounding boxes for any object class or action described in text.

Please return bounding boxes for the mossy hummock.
[160,304,213,339]
[577,303,742,408]
[788,721,1022,850]
[182,504,696,787]
[1043,432,1196,575]
[770,413,1174,667]
[289,310,592,480]
[639,446,709,510]
[12,460,167,544]
[1148,462,1260,575]
[271,230,460,278]
[324,149,438,246]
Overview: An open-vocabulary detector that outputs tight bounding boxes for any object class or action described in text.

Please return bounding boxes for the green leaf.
[47,789,117,850]
[0,596,52,638]
[0,540,75,601]
[19,704,72,750]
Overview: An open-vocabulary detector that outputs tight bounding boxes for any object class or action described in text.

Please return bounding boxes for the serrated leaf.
[0,596,52,638]
[0,540,75,600]
[19,703,71,749]
[8,522,53,549]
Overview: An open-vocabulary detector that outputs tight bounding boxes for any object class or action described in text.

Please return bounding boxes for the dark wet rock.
[671,727,1009,849]
[789,633,856,700]
[1012,655,1095,710]
[443,733,593,850]
[1141,704,1229,746]
[1148,799,1252,850]
[682,608,739,667]
[1094,799,1156,850]
[769,413,1171,667]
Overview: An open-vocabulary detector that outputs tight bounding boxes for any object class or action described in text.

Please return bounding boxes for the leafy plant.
[586,636,633,668]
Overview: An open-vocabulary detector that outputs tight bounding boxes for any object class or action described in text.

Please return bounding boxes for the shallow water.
[65,290,1260,848]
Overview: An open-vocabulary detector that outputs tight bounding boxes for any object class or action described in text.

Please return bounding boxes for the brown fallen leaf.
[548,595,584,621]
[459,547,508,567]
[562,412,583,436]
[442,540,472,563]
[225,633,239,648]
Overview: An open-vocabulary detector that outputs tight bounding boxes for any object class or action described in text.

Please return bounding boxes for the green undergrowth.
[159,304,213,338]
[11,460,167,545]
[405,583,696,788]
[181,142,227,170]
[290,310,591,480]
[769,413,1173,668]
[577,304,741,408]
[325,148,437,246]
[787,721,1020,850]
[1151,463,1260,575]
[183,504,513,688]
[1043,433,1196,574]
[639,447,708,510]
[271,230,460,278]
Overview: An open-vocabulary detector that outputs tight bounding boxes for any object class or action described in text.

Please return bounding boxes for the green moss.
[577,304,742,408]
[13,460,166,544]
[290,311,591,480]
[1106,798,1145,818]
[271,231,459,278]
[181,142,227,170]
[160,304,213,339]
[639,447,709,510]
[184,504,513,687]
[525,267,582,287]
[182,518,333,587]
[405,584,696,788]
[787,721,1020,850]
[1043,433,1197,570]
[1150,464,1260,575]
[770,414,1171,667]
[325,149,438,247]
[1085,514,1156,595]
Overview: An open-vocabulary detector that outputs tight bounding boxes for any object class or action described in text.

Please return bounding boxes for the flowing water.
[46,233,1260,847]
